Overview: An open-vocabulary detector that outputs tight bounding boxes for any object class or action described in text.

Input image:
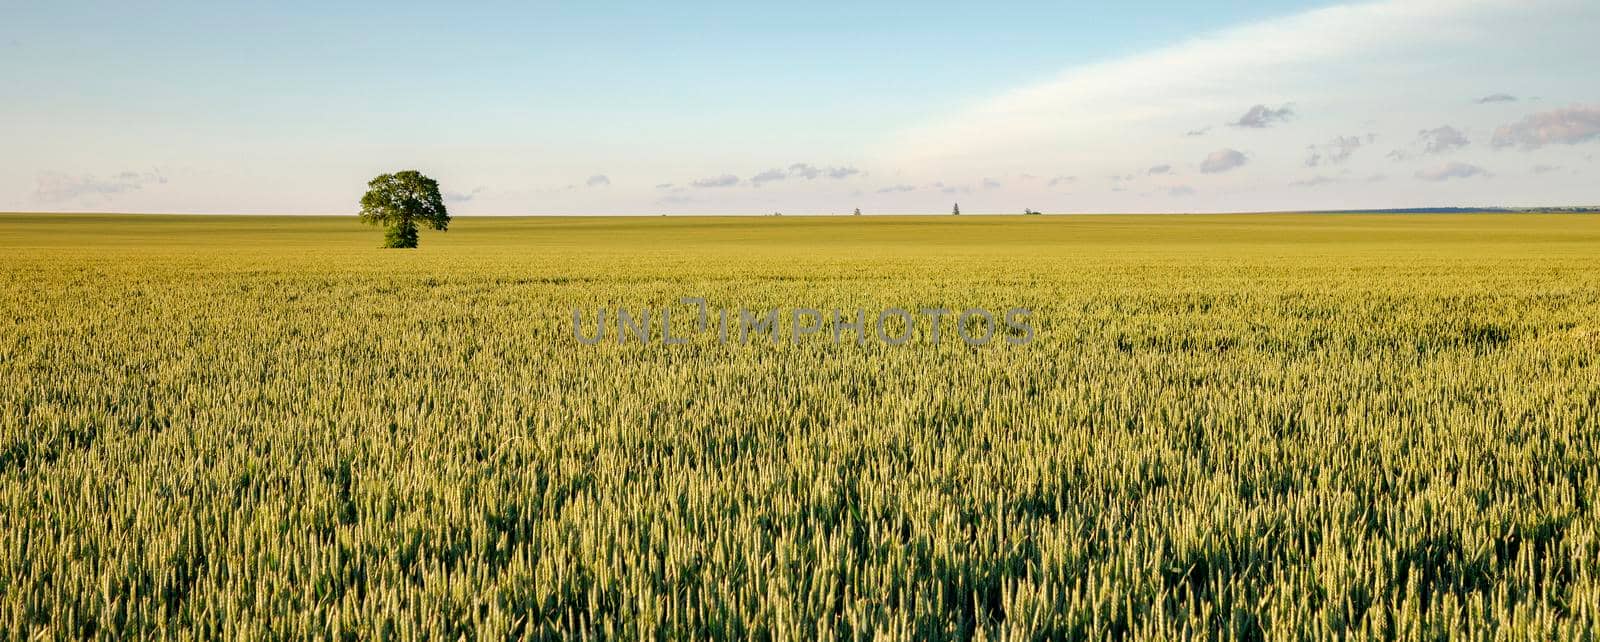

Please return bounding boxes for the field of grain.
[2,213,1598,640]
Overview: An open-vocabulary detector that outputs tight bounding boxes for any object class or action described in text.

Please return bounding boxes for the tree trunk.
[382,219,419,248]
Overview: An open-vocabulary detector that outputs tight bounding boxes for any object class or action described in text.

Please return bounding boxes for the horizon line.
[4,206,1599,218]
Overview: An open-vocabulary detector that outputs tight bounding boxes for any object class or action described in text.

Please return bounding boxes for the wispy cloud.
[443,186,486,203]
[787,163,860,180]
[878,0,1595,212]
[1230,104,1294,128]
[585,174,611,187]
[34,170,166,202]
[750,168,789,187]
[691,174,740,188]
[1168,185,1196,197]
[1305,135,1363,167]
[1415,162,1488,181]
[1147,164,1173,175]
[1047,175,1077,187]
[1387,126,1470,160]
[787,163,824,180]
[1475,93,1517,104]
[1290,175,1340,187]
[1199,149,1248,174]
[876,184,917,193]
[1491,105,1600,149]
[747,163,860,186]
[1417,126,1470,154]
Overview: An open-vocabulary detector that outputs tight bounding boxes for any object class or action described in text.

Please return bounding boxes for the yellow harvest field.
[1,213,1598,639]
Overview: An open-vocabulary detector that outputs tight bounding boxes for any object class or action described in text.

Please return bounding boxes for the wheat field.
[2,213,1598,640]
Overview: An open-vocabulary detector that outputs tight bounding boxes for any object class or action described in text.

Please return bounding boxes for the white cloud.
[1291,175,1341,187]
[871,0,1595,212]
[443,186,486,203]
[746,163,860,187]
[1230,104,1295,128]
[1305,135,1364,166]
[787,163,823,180]
[34,170,166,202]
[1415,162,1488,181]
[1200,149,1248,174]
[750,169,789,186]
[691,174,740,188]
[1491,105,1600,149]
[1417,126,1471,154]
[788,163,860,180]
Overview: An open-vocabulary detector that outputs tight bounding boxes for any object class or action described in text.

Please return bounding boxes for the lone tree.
[952,203,961,216]
[853,207,862,216]
[359,170,450,248]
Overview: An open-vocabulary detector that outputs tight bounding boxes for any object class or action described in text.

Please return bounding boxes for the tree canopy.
[359,171,450,248]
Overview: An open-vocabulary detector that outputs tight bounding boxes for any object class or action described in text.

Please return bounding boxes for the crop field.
[2,212,1599,640]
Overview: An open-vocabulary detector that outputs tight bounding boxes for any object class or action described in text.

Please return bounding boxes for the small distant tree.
[1024,208,1042,215]
[359,170,450,248]
[853,208,862,216]
[952,203,961,216]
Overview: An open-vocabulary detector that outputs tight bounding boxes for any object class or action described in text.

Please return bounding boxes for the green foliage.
[1,213,1599,639]
[358,170,449,248]
[383,218,419,248]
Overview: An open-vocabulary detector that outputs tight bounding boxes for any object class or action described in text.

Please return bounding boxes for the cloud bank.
[34,170,167,202]
[867,0,1595,213]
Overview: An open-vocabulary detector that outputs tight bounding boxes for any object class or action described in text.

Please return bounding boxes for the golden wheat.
[1,213,1597,640]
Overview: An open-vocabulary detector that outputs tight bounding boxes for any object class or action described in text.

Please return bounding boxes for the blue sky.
[3,0,1597,214]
